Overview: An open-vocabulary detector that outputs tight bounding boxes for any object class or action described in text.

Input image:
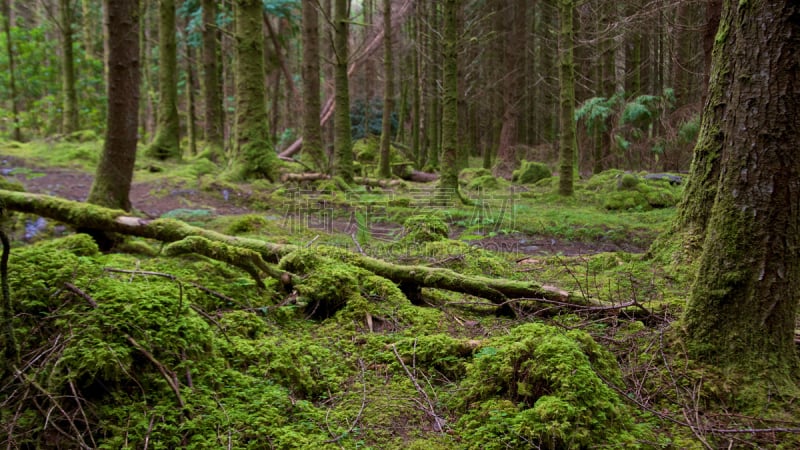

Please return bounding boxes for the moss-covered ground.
[0,139,798,448]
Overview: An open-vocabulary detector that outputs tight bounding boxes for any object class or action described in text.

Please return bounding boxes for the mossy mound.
[584,170,681,211]
[455,323,648,448]
[278,245,443,332]
[512,160,552,184]
[400,214,450,244]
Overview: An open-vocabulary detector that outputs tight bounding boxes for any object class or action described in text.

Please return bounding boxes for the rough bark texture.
[378,0,393,179]
[201,0,224,161]
[683,0,800,376]
[492,0,525,180]
[87,0,140,211]
[0,189,584,308]
[333,0,354,184]
[557,0,576,196]
[145,0,181,160]
[2,0,22,141]
[437,0,462,202]
[233,0,277,181]
[301,0,324,171]
[59,0,79,134]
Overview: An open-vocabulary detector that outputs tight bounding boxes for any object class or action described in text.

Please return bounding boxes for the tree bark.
[87,0,140,212]
[201,0,224,161]
[2,0,22,141]
[59,0,79,134]
[233,0,277,181]
[333,0,354,184]
[683,0,800,376]
[145,0,181,160]
[378,0,393,178]
[301,0,325,171]
[557,0,577,196]
[436,0,465,204]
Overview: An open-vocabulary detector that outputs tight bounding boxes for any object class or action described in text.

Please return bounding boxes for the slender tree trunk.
[411,10,421,167]
[684,0,800,379]
[145,0,181,160]
[333,0,354,184]
[557,0,576,196]
[185,42,198,157]
[378,0,393,178]
[301,0,324,171]
[232,0,277,181]
[80,0,99,59]
[2,0,22,141]
[88,0,140,211]
[59,0,78,134]
[426,1,440,170]
[493,0,526,179]
[437,0,463,203]
[202,0,224,161]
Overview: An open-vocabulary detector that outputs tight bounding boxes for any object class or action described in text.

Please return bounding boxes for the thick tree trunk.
[301,0,324,171]
[378,0,393,179]
[145,0,181,160]
[683,0,800,376]
[557,0,576,196]
[88,0,140,211]
[201,0,224,161]
[59,0,79,134]
[233,0,277,181]
[333,0,354,184]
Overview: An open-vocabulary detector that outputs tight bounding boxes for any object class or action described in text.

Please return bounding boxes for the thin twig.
[390,344,445,432]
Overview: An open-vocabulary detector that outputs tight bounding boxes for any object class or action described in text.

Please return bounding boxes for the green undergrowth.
[2,234,675,448]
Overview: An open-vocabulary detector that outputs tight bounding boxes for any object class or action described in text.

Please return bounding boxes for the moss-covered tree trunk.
[683,0,800,378]
[2,0,22,141]
[333,0,353,184]
[425,1,440,171]
[59,0,79,134]
[301,0,324,171]
[233,0,278,181]
[557,0,576,196]
[437,0,464,203]
[201,0,224,162]
[145,0,181,160]
[377,0,393,179]
[87,0,140,211]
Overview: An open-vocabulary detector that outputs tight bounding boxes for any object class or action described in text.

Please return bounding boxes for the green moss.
[455,323,648,448]
[226,214,270,234]
[400,214,450,244]
[512,160,552,184]
[619,172,640,189]
[466,175,509,191]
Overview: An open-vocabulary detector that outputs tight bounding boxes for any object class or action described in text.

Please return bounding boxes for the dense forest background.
[0,0,709,175]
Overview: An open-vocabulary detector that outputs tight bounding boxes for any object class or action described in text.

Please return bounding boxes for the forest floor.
[8,140,794,449]
[0,153,649,257]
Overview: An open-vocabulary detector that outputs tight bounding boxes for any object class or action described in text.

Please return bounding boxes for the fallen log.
[0,189,592,308]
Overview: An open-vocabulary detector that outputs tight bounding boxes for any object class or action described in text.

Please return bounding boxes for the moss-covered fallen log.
[0,189,588,307]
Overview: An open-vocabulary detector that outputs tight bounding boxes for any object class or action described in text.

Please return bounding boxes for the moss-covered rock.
[512,160,552,184]
[455,323,648,448]
[400,215,450,244]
